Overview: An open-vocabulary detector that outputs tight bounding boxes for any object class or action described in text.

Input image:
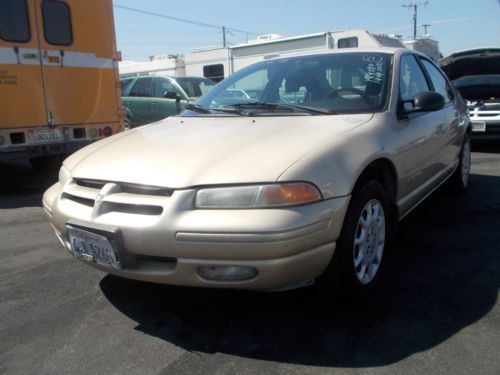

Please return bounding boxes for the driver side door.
[151,77,188,122]
[397,54,448,210]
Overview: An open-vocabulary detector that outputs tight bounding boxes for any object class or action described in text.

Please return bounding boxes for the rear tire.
[321,180,392,298]
[448,133,471,192]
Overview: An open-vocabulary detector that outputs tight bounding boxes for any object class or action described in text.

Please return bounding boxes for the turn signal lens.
[261,183,322,206]
[195,182,322,209]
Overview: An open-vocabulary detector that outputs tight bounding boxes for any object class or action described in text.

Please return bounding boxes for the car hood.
[64,114,373,188]
[440,48,500,100]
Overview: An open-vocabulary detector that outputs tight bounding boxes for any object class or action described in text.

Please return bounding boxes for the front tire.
[322,180,392,297]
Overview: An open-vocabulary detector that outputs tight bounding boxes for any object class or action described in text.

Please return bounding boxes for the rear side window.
[0,0,30,42]
[421,59,454,103]
[129,77,153,97]
[42,0,72,46]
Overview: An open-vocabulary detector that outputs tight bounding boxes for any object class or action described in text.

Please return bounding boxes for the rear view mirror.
[404,91,445,114]
[163,91,181,101]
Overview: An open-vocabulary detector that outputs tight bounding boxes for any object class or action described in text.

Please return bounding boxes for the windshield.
[175,77,216,98]
[194,52,392,116]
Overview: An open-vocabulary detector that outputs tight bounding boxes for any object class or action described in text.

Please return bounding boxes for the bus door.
[34,0,120,129]
[0,0,47,129]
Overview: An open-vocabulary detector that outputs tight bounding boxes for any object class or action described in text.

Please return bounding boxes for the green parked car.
[120,75,216,129]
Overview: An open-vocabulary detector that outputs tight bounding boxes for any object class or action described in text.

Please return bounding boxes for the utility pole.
[222,26,227,47]
[422,23,431,35]
[402,1,429,39]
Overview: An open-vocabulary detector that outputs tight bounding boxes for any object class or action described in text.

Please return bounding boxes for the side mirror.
[405,91,445,114]
[163,91,181,101]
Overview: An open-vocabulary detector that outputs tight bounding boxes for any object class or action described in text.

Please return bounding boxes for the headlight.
[58,165,71,186]
[195,182,322,209]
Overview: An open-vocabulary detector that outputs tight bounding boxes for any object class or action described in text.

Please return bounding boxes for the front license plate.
[471,122,486,132]
[66,226,121,269]
[34,128,63,143]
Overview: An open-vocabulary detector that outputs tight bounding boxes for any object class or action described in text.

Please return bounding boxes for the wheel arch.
[351,158,399,219]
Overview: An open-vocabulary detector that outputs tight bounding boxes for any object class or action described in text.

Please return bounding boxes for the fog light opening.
[197,265,258,282]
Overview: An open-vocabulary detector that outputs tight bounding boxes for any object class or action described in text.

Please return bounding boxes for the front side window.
[129,77,153,97]
[42,0,72,46]
[153,78,177,98]
[195,52,392,116]
[421,59,454,103]
[0,0,30,42]
[120,78,133,96]
[399,54,430,110]
[175,77,216,98]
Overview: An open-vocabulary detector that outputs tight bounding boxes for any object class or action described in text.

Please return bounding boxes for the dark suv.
[121,75,215,129]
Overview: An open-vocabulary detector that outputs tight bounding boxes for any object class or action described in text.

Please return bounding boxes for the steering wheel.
[325,87,371,103]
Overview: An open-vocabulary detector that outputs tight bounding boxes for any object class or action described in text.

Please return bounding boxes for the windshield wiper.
[185,103,243,115]
[224,102,335,115]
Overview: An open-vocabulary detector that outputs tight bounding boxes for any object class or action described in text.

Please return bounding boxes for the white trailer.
[119,54,185,77]
[119,29,404,80]
[183,29,404,81]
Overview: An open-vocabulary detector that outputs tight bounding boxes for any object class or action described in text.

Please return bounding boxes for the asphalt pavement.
[1,143,499,375]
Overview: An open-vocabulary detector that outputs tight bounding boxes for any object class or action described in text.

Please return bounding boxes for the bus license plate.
[34,128,63,143]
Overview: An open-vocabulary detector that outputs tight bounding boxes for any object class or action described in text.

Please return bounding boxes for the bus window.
[42,0,73,46]
[0,0,30,43]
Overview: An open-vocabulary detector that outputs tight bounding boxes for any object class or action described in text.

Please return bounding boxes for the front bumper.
[43,180,350,290]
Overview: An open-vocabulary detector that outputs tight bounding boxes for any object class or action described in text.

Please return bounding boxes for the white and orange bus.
[0,0,124,168]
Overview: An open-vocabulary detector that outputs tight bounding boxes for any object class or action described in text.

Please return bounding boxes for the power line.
[113,4,259,47]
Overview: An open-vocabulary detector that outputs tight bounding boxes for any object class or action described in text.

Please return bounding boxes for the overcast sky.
[113,0,500,61]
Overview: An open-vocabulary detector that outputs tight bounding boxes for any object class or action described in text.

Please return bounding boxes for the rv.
[0,0,124,168]
[119,29,404,81]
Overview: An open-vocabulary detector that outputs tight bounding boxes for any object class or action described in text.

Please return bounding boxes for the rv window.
[42,0,73,46]
[338,37,358,48]
[0,0,30,43]
[129,77,153,97]
[203,64,224,83]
